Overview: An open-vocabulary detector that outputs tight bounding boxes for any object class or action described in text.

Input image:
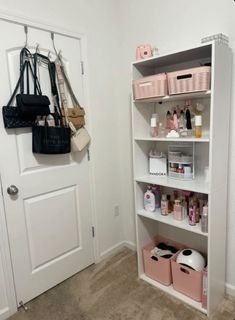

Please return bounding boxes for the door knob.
[7,185,19,196]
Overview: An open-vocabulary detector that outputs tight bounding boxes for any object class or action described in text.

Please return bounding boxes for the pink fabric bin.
[167,66,211,95]
[142,236,183,286]
[171,251,203,302]
[133,73,167,100]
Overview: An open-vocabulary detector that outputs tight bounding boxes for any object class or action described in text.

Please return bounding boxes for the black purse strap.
[19,48,42,95]
[7,61,27,106]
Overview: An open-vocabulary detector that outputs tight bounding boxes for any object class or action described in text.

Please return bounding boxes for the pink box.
[167,66,211,95]
[142,236,183,286]
[202,267,208,309]
[133,73,167,100]
[171,251,203,302]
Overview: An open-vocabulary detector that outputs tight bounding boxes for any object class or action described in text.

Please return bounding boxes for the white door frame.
[0,10,100,316]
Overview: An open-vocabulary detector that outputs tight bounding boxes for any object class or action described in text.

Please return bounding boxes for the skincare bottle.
[167,194,173,213]
[144,186,155,212]
[173,200,183,221]
[189,206,196,226]
[161,194,168,216]
[201,205,208,233]
[150,115,157,137]
[165,111,172,130]
[179,110,185,129]
[173,110,178,130]
[158,122,165,138]
[152,185,161,209]
[195,115,202,138]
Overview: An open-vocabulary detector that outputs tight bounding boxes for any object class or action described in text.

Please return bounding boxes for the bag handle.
[6,60,27,106]
[55,56,84,111]
[19,48,42,95]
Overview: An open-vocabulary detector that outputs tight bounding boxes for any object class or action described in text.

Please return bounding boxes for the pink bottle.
[189,206,196,226]
[144,186,155,212]
[173,200,183,221]
[173,110,178,130]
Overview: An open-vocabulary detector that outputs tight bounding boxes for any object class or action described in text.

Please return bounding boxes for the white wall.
[0,0,124,258]
[117,0,235,292]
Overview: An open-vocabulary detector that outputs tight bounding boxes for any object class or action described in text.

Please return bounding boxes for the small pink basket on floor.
[133,73,167,100]
[171,250,204,302]
[167,66,211,95]
[142,235,183,286]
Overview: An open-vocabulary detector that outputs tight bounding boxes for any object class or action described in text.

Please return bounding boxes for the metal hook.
[35,43,40,54]
[48,50,51,59]
[24,26,28,48]
[51,32,58,56]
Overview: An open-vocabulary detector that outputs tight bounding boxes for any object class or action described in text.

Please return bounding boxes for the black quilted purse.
[2,60,37,129]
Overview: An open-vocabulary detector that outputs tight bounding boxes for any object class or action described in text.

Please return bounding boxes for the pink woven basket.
[133,73,167,100]
[167,66,211,95]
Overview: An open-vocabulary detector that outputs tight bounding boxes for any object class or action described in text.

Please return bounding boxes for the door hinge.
[81,61,84,75]
[87,148,90,161]
[92,226,95,238]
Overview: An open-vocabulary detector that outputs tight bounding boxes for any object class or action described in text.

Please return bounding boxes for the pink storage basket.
[167,66,211,95]
[142,236,183,286]
[171,251,203,302]
[133,73,167,100]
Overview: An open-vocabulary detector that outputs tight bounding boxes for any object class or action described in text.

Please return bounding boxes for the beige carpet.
[9,248,235,320]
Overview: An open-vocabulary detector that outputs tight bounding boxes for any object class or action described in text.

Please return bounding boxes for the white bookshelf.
[131,42,232,317]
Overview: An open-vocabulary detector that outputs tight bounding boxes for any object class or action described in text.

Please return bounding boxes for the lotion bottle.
[144,186,155,212]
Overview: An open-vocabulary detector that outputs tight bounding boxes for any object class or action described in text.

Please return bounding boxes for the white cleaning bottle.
[144,186,155,212]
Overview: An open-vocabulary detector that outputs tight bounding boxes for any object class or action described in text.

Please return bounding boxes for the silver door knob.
[7,185,19,196]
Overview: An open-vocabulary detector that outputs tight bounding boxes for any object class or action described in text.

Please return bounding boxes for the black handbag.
[32,116,71,154]
[2,60,37,129]
[16,49,50,116]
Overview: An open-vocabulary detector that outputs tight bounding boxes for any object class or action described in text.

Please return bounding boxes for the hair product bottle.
[165,111,172,130]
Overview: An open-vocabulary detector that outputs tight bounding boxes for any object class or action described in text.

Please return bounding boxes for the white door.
[0,20,95,305]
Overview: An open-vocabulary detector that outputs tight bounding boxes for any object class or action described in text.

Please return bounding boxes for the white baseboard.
[123,241,136,251]
[99,240,137,260]
[226,283,235,297]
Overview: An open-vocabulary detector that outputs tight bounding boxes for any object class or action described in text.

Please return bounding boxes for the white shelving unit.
[131,42,232,316]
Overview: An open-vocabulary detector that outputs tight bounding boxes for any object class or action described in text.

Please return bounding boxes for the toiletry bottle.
[179,110,185,129]
[173,110,178,130]
[177,164,184,174]
[195,115,202,138]
[150,115,157,137]
[189,206,196,226]
[201,205,208,233]
[144,186,155,212]
[158,122,165,138]
[161,194,168,216]
[165,111,172,130]
[167,194,173,213]
[186,108,192,131]
[173,200,183,221]
[152,185,161,209]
